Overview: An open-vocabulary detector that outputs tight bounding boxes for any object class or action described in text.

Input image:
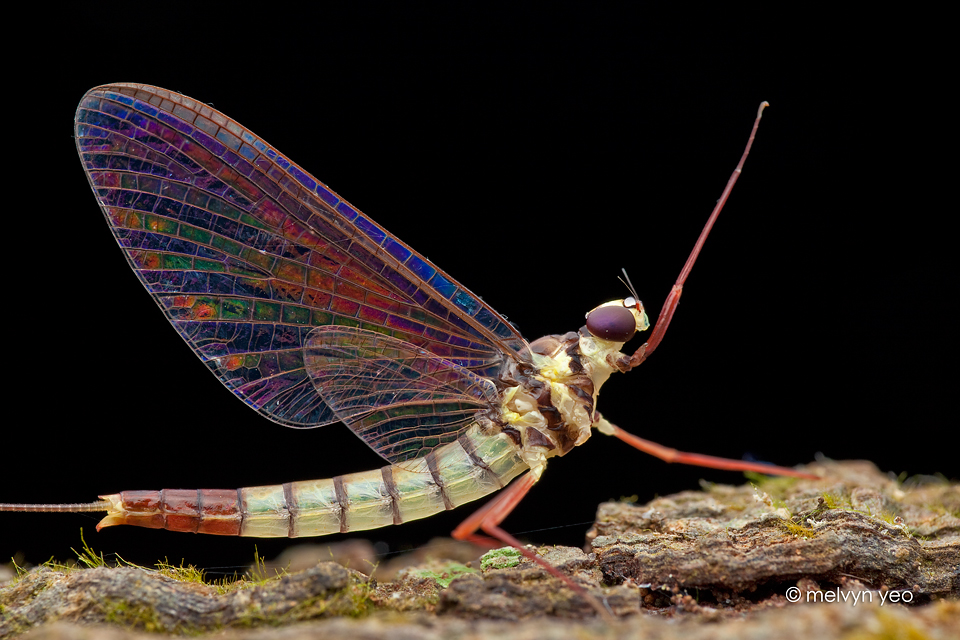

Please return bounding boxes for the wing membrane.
[75,83,527,432]
[304,326,500,464]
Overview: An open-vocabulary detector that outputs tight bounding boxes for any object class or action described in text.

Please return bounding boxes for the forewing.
[304,326,500,464]
[75,83,528,429]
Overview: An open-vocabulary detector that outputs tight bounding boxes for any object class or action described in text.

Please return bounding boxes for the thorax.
[496,330,627,475]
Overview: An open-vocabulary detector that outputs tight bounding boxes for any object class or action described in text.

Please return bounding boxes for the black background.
[3,7,954,574]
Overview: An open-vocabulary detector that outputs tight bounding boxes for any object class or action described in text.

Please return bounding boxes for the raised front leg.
[595,416,819,479]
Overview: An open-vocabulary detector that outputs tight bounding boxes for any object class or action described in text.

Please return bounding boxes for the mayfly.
[2,84,814,614]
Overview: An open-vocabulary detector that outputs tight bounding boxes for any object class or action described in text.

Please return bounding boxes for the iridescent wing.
[304,326,501,465]
[75,83,527,456]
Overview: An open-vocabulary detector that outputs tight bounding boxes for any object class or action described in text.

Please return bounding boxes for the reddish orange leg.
[596,417,819,479]
[606,104,819,481]
[452,472,616,621]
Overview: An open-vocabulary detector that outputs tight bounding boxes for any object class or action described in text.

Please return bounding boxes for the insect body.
[2,84,812,564]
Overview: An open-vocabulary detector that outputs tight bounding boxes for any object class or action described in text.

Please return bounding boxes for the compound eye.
[585,305,637,342]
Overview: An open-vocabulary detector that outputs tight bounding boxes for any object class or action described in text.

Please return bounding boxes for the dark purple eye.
[585,305,637,342]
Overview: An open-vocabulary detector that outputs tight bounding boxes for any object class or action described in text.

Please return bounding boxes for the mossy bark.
[2,460,956,639]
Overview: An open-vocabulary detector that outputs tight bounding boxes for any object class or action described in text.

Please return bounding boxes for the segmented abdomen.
[97,429,527,537]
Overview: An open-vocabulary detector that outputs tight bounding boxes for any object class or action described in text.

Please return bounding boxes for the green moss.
[218,546,290,594]
[817,494,910,535]
[154,558,220,590]
[409,562,477,588]
[820,492,851,509]
[9,557,28,580]
[776,518,816,539]
[877,511,899,525]
[101,598,192,634]
[480,547,522,570]
[743,472,800,498]
[233,575,375,625]
[245,546,272,584]
[71,529,108,569]
[12,532,287,598]
[336,577,376,618]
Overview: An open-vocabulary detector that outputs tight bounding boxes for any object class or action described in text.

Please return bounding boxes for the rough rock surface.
[590,459,959,605]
